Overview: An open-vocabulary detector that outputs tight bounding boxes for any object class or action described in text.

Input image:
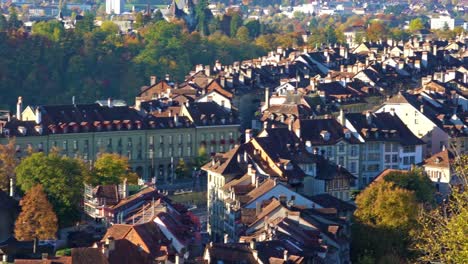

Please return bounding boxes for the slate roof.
[345,112,425,146]
[184,102,238,126]
[294,118,360,145]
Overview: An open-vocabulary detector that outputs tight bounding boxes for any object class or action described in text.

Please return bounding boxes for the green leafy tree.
[15,185,58,240]
[352,181,419,262]
[236,26,250,42]
[383,169,435,203]
[408,18,424,32]
[0,11,7,31]
[194,145,209,169]
[8,6,22,30]
[230,12,242,37]
[175,158,188,178]
[75,12,95,34]
[245,19,260,38]
[32,21,65,41]
[100,21,119,34]
[414,155,468,263]
[195,0,210,36]
[89,153,138,186]
[15,152,85,226]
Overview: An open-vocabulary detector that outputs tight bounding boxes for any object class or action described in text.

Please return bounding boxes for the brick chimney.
[16,96,22,121]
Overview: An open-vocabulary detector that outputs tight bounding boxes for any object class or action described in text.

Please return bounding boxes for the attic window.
[345,132,351,139]
[321,130,330,141]
[18,126,27,136]
[435,157,442,164]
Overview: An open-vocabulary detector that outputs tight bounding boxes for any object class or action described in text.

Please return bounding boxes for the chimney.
[9,178,14,197]
[224,234,229,244]
[165,74,170,82]
[245,129,252,143]
[264,87,270,109]
[16,96,22,121]
[204,65,211,77]
[283,250,288,262]
[420,104,424,113]
[248,164,253,177]
[106,236,115,251]
[366,111,372,125]
[433,45,437,56]
[2,254,7,263]
[107,98,113,108]
[390,108,395,116]
[41,253,48,260]
[255,201,261,216]
[33,237,38,254]
[195,64,204,73]
[102,244,109,258]
[250,239,256,250]
[35,108,41,124]
[255,176,259,188]
[305,141,312,153]
[150,76,157,86]
[121,178,128,199]
[174,113,179,124]
[422,51,428,68]
[338,108,345,125]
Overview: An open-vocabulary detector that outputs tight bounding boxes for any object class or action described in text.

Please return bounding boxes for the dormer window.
[321,130,330,141]
[4,128,10,137]
[345,132,351,139]
[18,126,27,136]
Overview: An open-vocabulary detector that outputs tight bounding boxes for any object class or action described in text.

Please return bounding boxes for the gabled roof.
[422,148,455,168]
[346,112,424,145]
[294,118,360,145]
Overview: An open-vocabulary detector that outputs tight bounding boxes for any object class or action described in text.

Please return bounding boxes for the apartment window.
[385,143,391,152]
[128,138,132,148]
[350,161,357,173]
[159,149,163,158]
[368,153,380,161]
[338,156,344,166]
[392,154,398,163]
[210,133,215,140]
[187,134,192,143]
[338,144,345,153]
[229,132,234,139]
[201,134,206,141]
[403,157,409,165]
[326,147,333,157]
[160,136,164,144]
[385,154,391,163]
[63,141,68,151]
[415,119,419,124]
[187,146,192,156]
[178,147,182,157]
[73,140,78,151]
[220,145,224,153]
[168,135,173,144]
[403,146,415,153]
[178,134,183,144]
[350,146,358,156]
[410,156,415,164]
[168,147,173,157]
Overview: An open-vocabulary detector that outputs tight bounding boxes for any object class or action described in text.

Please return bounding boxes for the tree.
[15,152,85,226]
[75,12,95,34]
[32,21,64,41]
[175,158,188,178]
[89,153,138,186]
[408,18,424,32]
[383,169,435,203]
[15,185,58,240]
[230,12,242,37]
[414,155,468,263]
[195,0,210,36]
[366,21,388,42]
[0,139,17,192]
[236,26,250,42]
[193,145,209,169]
[8,6,22,30]
[0,11,7,31]
[100,21,119,35]
[352,181,419,262]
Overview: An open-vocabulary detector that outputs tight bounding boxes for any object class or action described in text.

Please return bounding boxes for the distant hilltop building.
[106,0,125,14]
[430,15,465,30]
